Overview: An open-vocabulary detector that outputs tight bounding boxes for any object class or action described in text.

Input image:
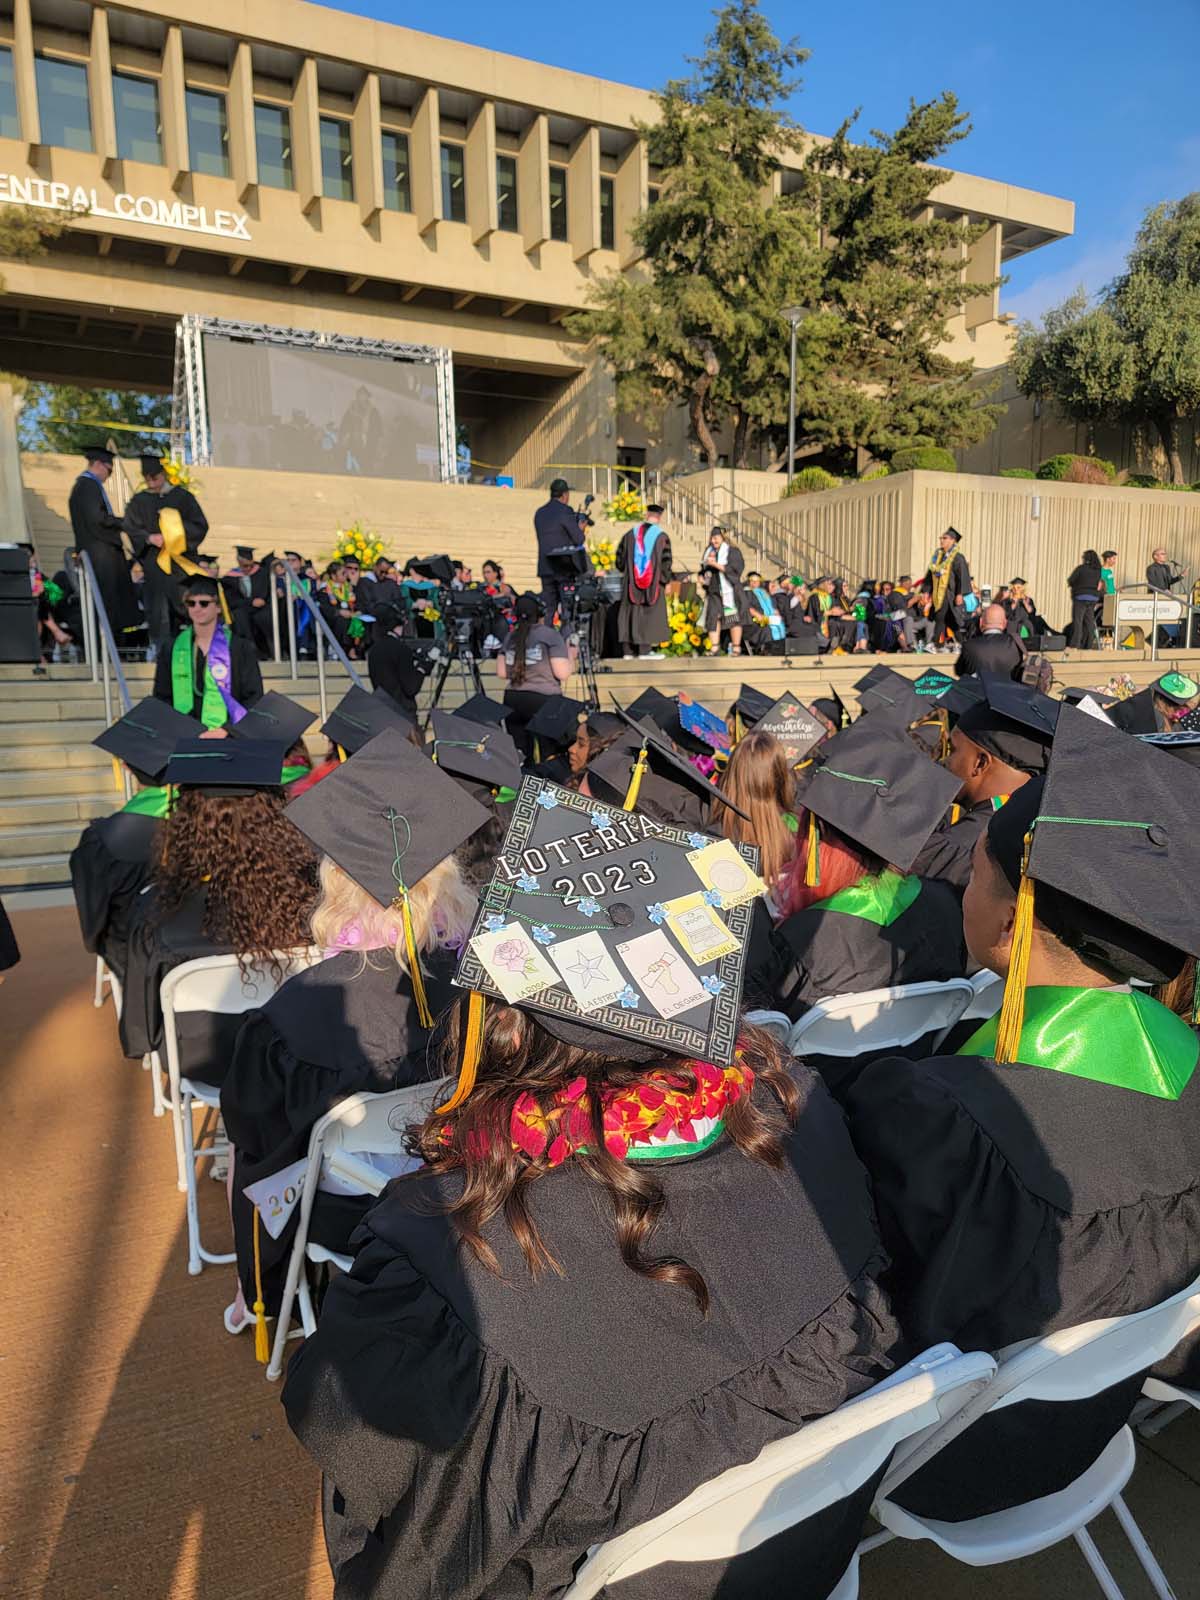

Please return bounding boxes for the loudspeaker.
[0,597,39,662]
[784,631,821,656]
[0,545,30,601]
[1031,633,1067,652]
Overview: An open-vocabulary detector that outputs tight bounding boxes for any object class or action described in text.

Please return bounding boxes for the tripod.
[557,581,610,709]
[422,615,485,732]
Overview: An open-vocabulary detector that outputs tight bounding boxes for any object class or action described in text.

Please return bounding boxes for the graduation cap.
[913,667,954,698]
[987,708,1200,1069]
[1107,687,1161,735]
[609,704,748,816]
[82,444,114,465]
[729,683,777,728]
[163,737,289,794]
[430,708,522,794]
[811,686,851,732]
[753,693,826,765]
[855,670,926,726]
[525,695,590,751]
[954,676,1060,775]
[447,775,761,1096]
[1153,670,1199,707]
[92,697,204,782]
[454,693,511,729]
[139,452,165,477]
[1177,704,1200,733]
[677,692,731,755]
[1138,732,1200,771]
[800,716,961,877]
[234,545,256,563]
[853,664,894,694]
[322,684,413,757]
[623,686,709,756]
[230,691,314,750]
[939,674,987,720]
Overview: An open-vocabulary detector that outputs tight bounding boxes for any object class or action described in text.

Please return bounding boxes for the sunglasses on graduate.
[185,598,216,610]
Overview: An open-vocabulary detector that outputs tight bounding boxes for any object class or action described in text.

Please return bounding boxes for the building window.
[381,129,410,212]
[600,176,615,250]
[254,101,293,189]
[186,87,229,178]
[440,142,465,222]
[648,184,661,207]
[548,164,567,241]
[319,116,353,202]
[35,55,91,152]
[113,71,162,164]
[0,48,19,140]
[495,153,517,233]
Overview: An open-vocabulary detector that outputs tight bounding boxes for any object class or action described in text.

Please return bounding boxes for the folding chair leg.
[1073,1526,1128,1600]
[267,1235,310,1381]
[1111,1494,1178,1600]
[1136,1400,1190,1439]
[182,1091,203,1277]
[94,956,106,1008]
[297,1271,317,1337]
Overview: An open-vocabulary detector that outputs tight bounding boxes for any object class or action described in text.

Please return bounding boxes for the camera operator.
[535,477,590,623]
[366,602,429,718]
[494,592,573,757]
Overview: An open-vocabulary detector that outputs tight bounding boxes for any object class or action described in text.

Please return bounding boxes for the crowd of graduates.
[63,607,1200,1597]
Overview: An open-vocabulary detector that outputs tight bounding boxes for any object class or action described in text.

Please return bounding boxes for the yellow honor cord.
[804,811,821,886]
[623,743,649,811]
[436,991,486,1114]
[252,1207,270,1364]
[993,829,1036,1065]
[156,506,231,623]
[398,889,434,1028]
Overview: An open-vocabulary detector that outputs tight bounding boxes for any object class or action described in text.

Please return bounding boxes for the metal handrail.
[76,549,132,776]
[280,569,364,725]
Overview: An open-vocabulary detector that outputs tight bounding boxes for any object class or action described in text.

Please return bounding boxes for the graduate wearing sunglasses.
[152,574,263,734]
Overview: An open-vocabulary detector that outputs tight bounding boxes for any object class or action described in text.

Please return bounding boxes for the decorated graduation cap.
[677,691,731,755]
[954,675,1061,775]
[1107,687,1161,735]
[163,737,289,795]
[430,708,522,794]
[1153,670,1199,707]
[752,693,826,765]
[441,775,763,1114]
[811,685,851,732]
[322,684,413,757]
[594,704,750,822]
[454,693,511,729]
[624,685,709,756]
[986,708,1200,1069]
[1177,704,1200,732]
[799,716,961,880]
[230,691,313,750]
[1138,731,1200,771]
[525,695,590,750]
[729,682,777,729]
[92,696,204,782]
[913,667,954,698]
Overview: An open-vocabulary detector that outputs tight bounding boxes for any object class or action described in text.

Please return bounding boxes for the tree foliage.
[0,202,74,294]
[18,384,172,454]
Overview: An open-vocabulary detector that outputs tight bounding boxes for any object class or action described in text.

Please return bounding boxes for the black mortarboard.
[988,709,1200,981]
[322,684,413,756]
[139,452,164,476]
[235,545,256,562]
[1177,704,1200,732]
[83,444,114,465]
[1138,732,1200,771]
[603,706,749,820]
[940,674,987,720]
[1153,670,1199,707]
[164,737,289,794]
[430,709,522,793]
[287,728,489,909]
[730,683,776,727]
[454,693,511,729]
[855,670,926,725]
[231,691,314,750]
[802,717,961,872]
[452,776,759,1066]
[853,664,894,694]
[955,676,1060,774]
[584,710,625,743]
[525,695,589,750]
[1107,687,1161,735]
[943,525,963,543]
[181,572,220,599]
[623,686,708,755]
[913,667,954,698]
[753,693,826,764]
[92,697,204,781]
[811,686,851,731]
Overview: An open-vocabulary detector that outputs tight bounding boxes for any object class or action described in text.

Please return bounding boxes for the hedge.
[889,445,957,474]
[999,467,1036,479]
[1036,453,1117,482]
[784,466,842,496]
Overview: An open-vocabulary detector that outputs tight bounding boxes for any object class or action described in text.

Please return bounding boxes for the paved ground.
[2,902,1198,1600]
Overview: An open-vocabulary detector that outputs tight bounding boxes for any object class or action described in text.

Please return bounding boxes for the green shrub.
[860,463,890,480]
[999,467,1037,479]
[784,466,841,496]
[890,445,957,474]
[1126,473,1161,487]
[1037,453,1117,482]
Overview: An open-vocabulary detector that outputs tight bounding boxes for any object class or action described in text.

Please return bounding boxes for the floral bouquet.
[330,521,387,568]
[661,592,708,656]
[603,485,647,524]
[588,536,617,574]
[161,456,199,492]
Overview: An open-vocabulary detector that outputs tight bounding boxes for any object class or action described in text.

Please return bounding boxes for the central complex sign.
[0,173,251,241]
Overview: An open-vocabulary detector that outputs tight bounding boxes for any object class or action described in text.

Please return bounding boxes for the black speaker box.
[1031,633,1067,652]
[784,631,821,656]
[0,597,39,662]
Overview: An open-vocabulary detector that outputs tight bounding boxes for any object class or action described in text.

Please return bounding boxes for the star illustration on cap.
[566,949,608,990]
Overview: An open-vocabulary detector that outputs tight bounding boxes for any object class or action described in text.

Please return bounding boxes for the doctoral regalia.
[221,948,458,1312]
[614,521,672,648]
[283,1066,901,1600]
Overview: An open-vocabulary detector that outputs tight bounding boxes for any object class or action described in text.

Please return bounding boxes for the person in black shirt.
[1066,547,1104,648]
[67,445,140,641]
[955,603,1024,679]
[1146,546,1184,646]
[366,604,427,717]
[533,477,588,623]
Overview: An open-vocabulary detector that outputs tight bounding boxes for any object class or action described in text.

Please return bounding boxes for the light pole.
[781,305,808,491]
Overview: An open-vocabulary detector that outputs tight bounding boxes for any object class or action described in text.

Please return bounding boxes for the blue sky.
[328,0,1197,325]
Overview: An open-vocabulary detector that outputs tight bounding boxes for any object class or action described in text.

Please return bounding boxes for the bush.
[890,445,958,474]
[859,463,890,481]
[999,467,1037,479]
[1126,473,1161,488]
[1036,452,1116,482]
[784,466,841,496]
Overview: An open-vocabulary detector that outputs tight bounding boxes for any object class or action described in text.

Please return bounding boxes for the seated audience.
[718,729,801,895]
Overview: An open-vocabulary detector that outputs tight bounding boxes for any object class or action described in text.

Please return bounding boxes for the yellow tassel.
[336,743,348,764]
[804,811,821,886]
[623,743,649,811]
[533,735,542,764]
[398,890,433,1027]
[252,1208,270,1365]
[437,991,486,1113]
[950,803,962,826]
[733,708,743,747]
[993,830,1036,1066]
[111,755,124,794]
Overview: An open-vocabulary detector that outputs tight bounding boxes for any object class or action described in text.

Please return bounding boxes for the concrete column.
[161,25,189,190]
[965,222,1002,331]
[0,385,27,545]
[292,57,322,215]
[13,0,40,152]
[568,125,599,262]
[411,86,441,236]
[518,112,548,254]
[352,71,383,225]
[615,138,647,268]
[87,8,117,175]
[228,43,257,199]
[465,99,496,245]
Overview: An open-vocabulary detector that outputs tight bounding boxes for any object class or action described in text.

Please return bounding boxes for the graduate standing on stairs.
[66,444,141,644]
[152,574,263,732]
[123,453,209,658]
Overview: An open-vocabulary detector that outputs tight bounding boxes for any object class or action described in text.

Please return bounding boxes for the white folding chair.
[266,1078,449,1380]
[742,1008,793,1044]
[159,947,325,1272]
[1137,1374,1200,1439]
[560,1346,996,1600]
[962,967,1003,1022]
[867,1274,1200,1599]
[94,954,122,1014]
[787,980,975,1061]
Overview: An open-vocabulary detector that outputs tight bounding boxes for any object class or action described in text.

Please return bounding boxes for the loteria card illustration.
[548,930,629,1014]
[661,891,741,964]
[470,922,560,1003]
[686,837,766,908]
[616,928,709,1020]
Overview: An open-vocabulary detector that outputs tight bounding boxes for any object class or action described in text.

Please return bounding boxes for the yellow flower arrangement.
[420,604,441,623]
[662,593,707,657]
[588,536,617,574]
[160,455,199,492]
[603,485,647,524]
[329,521,387,569]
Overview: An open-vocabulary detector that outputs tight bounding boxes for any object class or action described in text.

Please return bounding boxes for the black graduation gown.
[221,564,274,652]
[67,472,139,635]
[845,1053,1200,1520]
[118,887,238,1073]
[614,526,673,648]
[220,948,458,1311]
[124,485,208,644]
[151,629,264,717]
[283,1067,901,1600]
[0,896,18,971]
[911,801,991,896]
[69,811,162,981]
[366,635,424,716]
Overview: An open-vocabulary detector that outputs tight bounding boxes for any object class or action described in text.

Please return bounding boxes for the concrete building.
[0,0,1073,484]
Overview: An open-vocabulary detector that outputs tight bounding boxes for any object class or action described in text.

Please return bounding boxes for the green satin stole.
[121,785,172,818]
[816,869,922,928]
[961,986,1198,1100]
[170,627,228,728]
